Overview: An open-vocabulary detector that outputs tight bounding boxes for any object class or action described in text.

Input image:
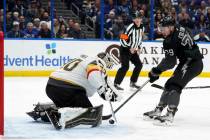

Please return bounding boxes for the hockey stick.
[109,101,117,122]
[151,83,210,90]
[102,79,150,120]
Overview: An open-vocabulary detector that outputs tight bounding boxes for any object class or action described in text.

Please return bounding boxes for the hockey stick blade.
[151,84,164,90]
[102,79,150,120]
[151,84,210,90]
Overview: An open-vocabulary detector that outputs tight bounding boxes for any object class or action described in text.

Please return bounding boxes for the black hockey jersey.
[157,25,203,72]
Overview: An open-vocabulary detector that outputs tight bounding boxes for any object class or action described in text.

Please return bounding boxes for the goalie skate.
[26,102,57,122]
[26,111,40,121]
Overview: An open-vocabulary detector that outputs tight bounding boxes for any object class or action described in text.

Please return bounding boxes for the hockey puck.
[109,119,115,124]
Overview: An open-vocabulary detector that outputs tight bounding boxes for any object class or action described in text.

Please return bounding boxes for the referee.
[114,11,144,91]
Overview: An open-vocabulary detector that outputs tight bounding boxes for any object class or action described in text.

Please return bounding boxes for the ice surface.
[3,77,210,140]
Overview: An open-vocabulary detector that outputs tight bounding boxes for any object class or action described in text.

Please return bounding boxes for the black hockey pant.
[114,47,143,85]
[46,84,93,108]
[158,59,203,108]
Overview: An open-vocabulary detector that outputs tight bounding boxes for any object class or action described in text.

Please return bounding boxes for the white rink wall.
[4,39,210,77]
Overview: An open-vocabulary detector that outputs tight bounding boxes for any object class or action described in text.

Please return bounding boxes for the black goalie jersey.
[157,25,203,72]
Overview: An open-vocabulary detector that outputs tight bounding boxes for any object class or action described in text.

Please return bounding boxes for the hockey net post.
[0,31,4,135]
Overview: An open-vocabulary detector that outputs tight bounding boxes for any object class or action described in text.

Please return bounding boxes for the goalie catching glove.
[97,83,122,102]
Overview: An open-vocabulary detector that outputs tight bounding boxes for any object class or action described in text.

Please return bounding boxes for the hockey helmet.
[97,44,120,69]
[160,16,175,27]
[131,10,143,19]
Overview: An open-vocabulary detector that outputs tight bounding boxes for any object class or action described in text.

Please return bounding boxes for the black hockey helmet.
[131,10,143,19]
[160,16,175,27]
[97,44,120,69]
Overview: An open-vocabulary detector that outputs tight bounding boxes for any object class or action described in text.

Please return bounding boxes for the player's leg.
[143,91,167,120]
[114,48,130,90]
[154,59,203,125]
[27,83,93,122]
[46,84,93,108]
[130,53,143,89]
[45,84,103,129]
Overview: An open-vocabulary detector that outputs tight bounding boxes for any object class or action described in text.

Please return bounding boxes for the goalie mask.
[97,44,120,69]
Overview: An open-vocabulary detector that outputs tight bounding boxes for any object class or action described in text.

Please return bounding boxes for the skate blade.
[142,115,156,121]
[129,87,140,92]
[26,111,40,121]
[153,119,173,126]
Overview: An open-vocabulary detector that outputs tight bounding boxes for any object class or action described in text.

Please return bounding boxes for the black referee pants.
[114,47,143,85]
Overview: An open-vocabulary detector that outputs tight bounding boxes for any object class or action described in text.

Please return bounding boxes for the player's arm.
[148,43,177,83]
[157,52,177,72]
[120,24,133,48]
[157,41,177,72]
[86,62,121,102]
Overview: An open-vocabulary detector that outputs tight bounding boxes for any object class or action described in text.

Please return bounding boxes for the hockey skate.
[26,102,57,122]
[153,108,177,126]
[143,106,164,120]
[130,82,140,90]
[114,84,124,91]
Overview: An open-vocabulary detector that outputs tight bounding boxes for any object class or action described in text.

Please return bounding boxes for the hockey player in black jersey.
[143,16,203,125]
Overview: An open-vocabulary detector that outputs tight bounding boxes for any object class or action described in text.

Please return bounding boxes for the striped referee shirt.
[120,23,144,49]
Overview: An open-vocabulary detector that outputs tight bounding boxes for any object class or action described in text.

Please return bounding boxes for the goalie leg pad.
[45,105,103,130]
[64,105,103,129]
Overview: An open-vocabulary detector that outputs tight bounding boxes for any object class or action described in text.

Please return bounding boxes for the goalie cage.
[0,31,4,135]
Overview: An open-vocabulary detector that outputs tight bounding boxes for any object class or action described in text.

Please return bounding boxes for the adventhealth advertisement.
[4,42,72,70]
[4,40,110,71]
[4,40,210,77]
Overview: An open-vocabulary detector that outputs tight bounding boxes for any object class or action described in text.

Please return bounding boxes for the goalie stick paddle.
[151,84,210,90]
[109,101,117,122]
[102,79,150,120]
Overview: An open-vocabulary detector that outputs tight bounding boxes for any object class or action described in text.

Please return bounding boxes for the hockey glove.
[148,67,162,83]
[97,84,122,102]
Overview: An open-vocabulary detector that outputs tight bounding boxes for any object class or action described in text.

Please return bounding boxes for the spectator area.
[2,0,210,41]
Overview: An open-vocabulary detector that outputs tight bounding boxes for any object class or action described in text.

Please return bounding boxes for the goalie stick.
[102,79,150,120]
[109,101,117,123]
[151,83,210,90]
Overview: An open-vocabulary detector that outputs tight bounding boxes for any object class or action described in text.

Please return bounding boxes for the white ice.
[3,77,210,140]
